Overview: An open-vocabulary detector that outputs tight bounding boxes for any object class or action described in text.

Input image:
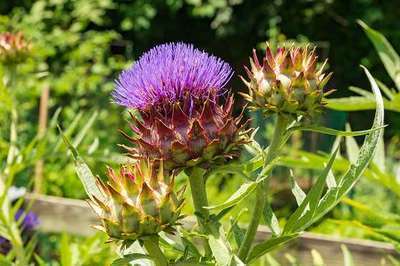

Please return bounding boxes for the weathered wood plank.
[27,194,398,265]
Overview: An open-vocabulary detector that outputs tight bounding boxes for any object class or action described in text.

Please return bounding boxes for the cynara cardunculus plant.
[114,43,248,171]
[67,41,384,266]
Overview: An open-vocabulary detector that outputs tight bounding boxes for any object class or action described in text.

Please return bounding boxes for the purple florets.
[0,210,39,254]
[113,42,233,110]
[16,210,39,231]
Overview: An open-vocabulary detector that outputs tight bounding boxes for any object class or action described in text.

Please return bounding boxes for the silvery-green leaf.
[359,20,400,89]
[345,124,359,164]
[59,126,105,202]
[209,232,232,266]
[311,249,324,266]
[247,234,299,263]
[341,245,354,266]
[205,181,257,211]
[288,170,306,206]
[263,203,281,235]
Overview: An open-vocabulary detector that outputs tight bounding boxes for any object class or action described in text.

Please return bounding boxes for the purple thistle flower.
[0,209,39,254]
[15,210,39,231]
[113,42,233,111]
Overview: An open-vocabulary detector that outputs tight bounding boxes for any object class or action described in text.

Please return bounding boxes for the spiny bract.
[122,94,249,171]
[241,44,332,117]
[88,161,185,243]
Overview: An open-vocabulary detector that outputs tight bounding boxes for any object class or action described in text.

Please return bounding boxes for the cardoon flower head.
[0,32,32,65]
[113,42,233,111]
[89,160,185,244]
[241,44,332,117]
[114,43,248,170]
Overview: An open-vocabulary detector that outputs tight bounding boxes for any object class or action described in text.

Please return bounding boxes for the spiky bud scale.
[241,45,332,117]
[89,161,185,243]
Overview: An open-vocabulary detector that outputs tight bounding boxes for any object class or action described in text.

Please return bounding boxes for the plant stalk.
[143,236,168,266]
[5,64,18,171]
[187,167,212,256]
[238,115,289,261]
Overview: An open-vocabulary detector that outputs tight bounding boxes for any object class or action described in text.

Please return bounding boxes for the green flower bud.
[89,161,185,244]
[241,45,333,118]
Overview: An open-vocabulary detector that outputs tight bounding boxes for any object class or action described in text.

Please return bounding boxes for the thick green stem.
[1,65,26,264]
[143,236,168,266]
[5,64,18,172]
[238,115,289,261]
[188,167,209,228]
[187,167,212,255]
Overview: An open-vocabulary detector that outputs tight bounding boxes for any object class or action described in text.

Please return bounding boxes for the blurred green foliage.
[0,1,398,263]
[1,0,399,197]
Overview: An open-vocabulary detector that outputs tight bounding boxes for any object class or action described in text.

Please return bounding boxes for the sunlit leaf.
[358,20,400,89]
[205,182,257,211]
[345,124,359,164]
[111,254,153,266]
[263,203,281,236]
[209,231,232,266]
[311,249,324,266]
[326,96,377,111]
[59,126,105,202]
[283,148,339,234]
[247,234,299,263]
[287,124,384,137]
[288,170,306,206]
[341,245,354,266]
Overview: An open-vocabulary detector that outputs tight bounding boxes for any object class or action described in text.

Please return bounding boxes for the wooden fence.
[27,194,398,266]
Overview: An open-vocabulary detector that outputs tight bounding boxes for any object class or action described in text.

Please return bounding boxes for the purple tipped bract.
[113,42,233,110]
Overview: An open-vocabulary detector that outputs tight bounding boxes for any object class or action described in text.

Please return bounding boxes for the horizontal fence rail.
[27,194,398,266]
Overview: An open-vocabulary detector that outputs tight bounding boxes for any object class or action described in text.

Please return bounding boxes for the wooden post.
[34,85,49,193]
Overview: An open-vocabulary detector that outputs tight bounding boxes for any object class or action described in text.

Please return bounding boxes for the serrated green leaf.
[372,129,386,172]
[349,86,374,98]
[111,254,153,266]
[289,171,306,206]
[307,67,385,229]
[359,20,400,89]
[376,79,395,99]
[231,221,245,248]
[58,126,105,202]
[263,203,281,236]
[311,249,324,266]
[326,96,377,111]
[326,170,337,189]
[209,233,232,266]
[287,124,384,137]
[345,124,359,164]
[284,148,339,234]
[205,181,257,211]
[54,111,83,152]
[247,234,299,263]
[266,254,281,266]
[72,110,98,147]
